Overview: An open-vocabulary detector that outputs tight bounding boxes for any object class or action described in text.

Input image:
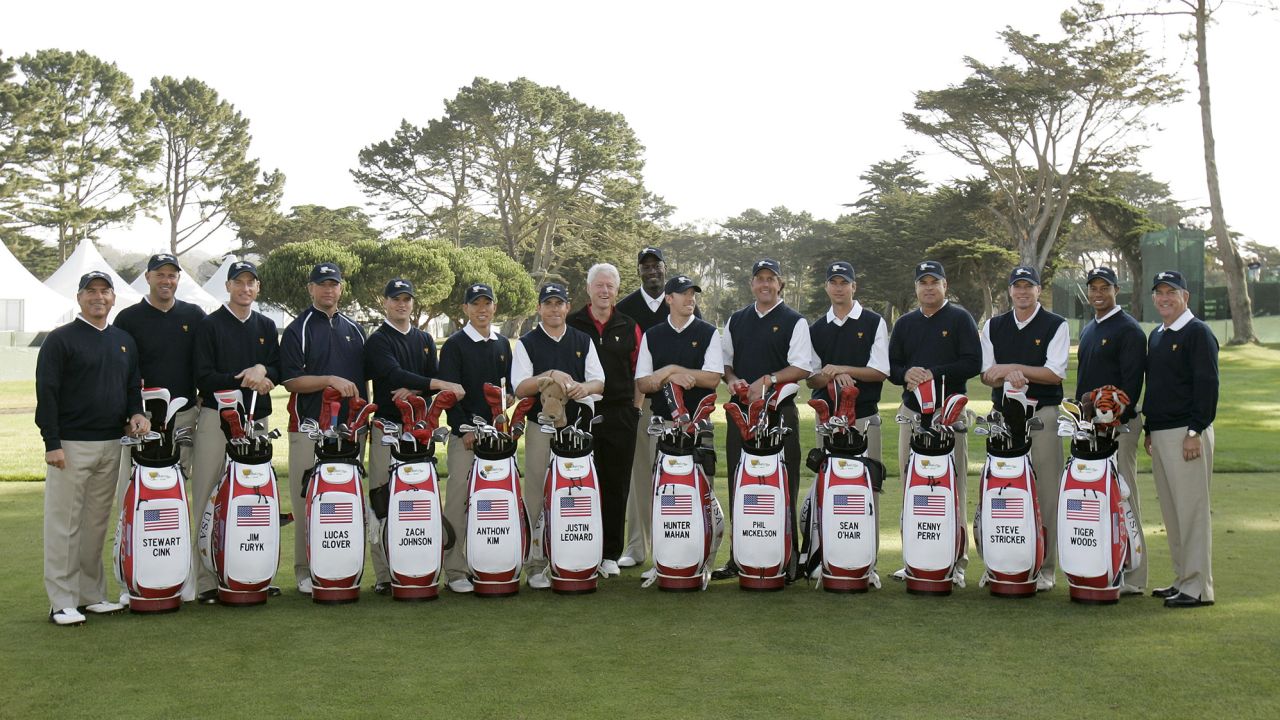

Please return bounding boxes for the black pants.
[594,403,638,560]
[725,402,801,568]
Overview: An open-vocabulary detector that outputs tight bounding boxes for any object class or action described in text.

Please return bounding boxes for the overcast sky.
[5,0,1278,257]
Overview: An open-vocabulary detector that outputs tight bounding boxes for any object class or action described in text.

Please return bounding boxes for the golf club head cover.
[746,397,765,432]
[408,395,428,425]
[509,396,537,431]
[939,393,968,428]
[395,398,416,427]
[320,387,343,432]
[768,382,799,411]
[483,383,506,420]
[723,401,752,441]
[347,400,377,438]
[536,376,569,429]
[835,384,860,422]
[663,383,690,423]
[913,378,937,416]
[691,393,719,425]
[220,408,246,440]
[807,399,831,426]
[1086,385,1130,427]
[730,379,750,404]
[422,391,458,434]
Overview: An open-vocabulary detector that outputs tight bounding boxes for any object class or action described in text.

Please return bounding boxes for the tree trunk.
[1124,253,1144,322]
[1196,0,1256,344]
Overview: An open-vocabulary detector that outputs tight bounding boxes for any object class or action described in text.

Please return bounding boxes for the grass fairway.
[2,345,1278,717]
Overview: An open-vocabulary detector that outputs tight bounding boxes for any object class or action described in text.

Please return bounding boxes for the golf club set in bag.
[372,390,457,601]
[972,384,1046,598]
[462,381,536,597]
[197,389,284,606]
[723,381,799,591]
[896,378,969,595]
[800,382,886,593]
[113,387,195,613]
[1055,385,1143,604]
[641,383,723,591]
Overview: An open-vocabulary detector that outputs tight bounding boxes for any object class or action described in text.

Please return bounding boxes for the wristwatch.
[1187,429,1200,438]
[769,374,778,385]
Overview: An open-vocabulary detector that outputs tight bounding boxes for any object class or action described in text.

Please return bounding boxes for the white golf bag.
[466,384,536,597]
[114,387,193,612]
[539,401,604,594]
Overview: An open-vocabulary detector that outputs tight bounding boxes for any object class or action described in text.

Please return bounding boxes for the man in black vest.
[512,283,605,588]
[567,264,642,577]
[436,283,513,594]
[807,261,889,583]
[617,246,698,568]
[888,260,981,584]
[713,258,814,579]
[635,275,723,422]
[1075,266,1147,595]
[1144,270,1218,608]
[980,265,1069,591]
[114,253,206,493]
[364,279,466,594]
[37,271,149,625]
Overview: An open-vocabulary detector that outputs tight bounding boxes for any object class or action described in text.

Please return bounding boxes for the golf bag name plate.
[306,460,367,601]
[200,459,281,603]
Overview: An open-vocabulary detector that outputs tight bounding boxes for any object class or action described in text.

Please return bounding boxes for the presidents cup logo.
[563,461,580,472]
[325,465,336,473]
[479,464,495,479]
[836,459,850,470]
[1076,462,1088,472]
[750,458,763,468]
[919,458,937,470]
[242,468,253,477]
[148,471,159,479]
[996,461,1010,469]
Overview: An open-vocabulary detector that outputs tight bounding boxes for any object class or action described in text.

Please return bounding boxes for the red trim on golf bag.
[731,447,792,591]
[542,451,602,594]
[1057,455,1132,604]
[900,447,964,595]
[305,458,367,603]
[384,458,444,600]
[975,454,1045,597]
[114,461,190,612]
[200,459,281,605]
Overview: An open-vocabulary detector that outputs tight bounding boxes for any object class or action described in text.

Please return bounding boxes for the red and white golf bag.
[114,387,193,612]
[973,386,1045,598]
[303,388,377,604]
[375,392,458,601]
[801,383,886,593]
[724,382,798,591]
[646,385,723,591]
[899,379,968,595]
[1056,386,1142,604]
[466,383,535,597]
[199,389,282,606]
[539,400,603,594]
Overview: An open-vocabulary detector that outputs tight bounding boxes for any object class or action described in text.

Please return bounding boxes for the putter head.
[1027,417,1044,431]
[431,427,450,443]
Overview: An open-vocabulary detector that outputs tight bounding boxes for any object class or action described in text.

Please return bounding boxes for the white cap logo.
[1158,272,1171,280]
[920,263,929,271]
[395,280,406,287]
[1016,268,1030,275]
[320,266,334,274]
[831,264,840,272]
[472,285,482,292]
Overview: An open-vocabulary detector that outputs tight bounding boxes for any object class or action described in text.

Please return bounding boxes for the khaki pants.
[1149,426,1214,601]
[1116,418,1147,590]
[621,399,656,563]
[44,440,120,610]
[116,405,199,501]
[443,435,476,582]
[522,428,553,573]
[898,403,969,574]
[365,440,397,585]
[287,432,315,585]
[1027,405,1065,580]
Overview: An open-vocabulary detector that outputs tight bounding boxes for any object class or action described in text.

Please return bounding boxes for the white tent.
[43,240,143,320]
[202,255,293,326]
[0,241,78,332]
[129,259,222,313]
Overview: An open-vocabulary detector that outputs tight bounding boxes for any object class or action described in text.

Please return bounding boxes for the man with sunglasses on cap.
[114,254,207,494]
[37,271,150,625]
[1075,266,1148,595]
[436,282,513,594]
[1144,270,1218,609]
[512,282,605,589]
[280,262,368,595]
[979,264,1069,592]
[364,279,466,595]
[713,258,814,580]
[189,260,280,603]
[887,260,981,584]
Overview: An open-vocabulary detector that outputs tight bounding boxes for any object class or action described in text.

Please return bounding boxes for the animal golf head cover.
[1085,385,1130,427]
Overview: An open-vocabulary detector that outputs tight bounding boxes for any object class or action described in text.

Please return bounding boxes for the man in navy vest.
[280,262,368,595]
[1144,270,1218,608]
[512,283,605,588]
[888,260,981,584]
[979,264,1069,592]
[436,283,512,594]
[364,279,465,594]
[567,264,643,577]
[807,261,889,583]
[1075,266,1147,595]
[714,258,814,580]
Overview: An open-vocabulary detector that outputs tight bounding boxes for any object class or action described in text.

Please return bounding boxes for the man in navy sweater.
[364,279,465,594]
[979,265,1069,591]
[714,258,814,579]
[1144,270,1218,609]
[887,260,981,583]
[189,260,280,603]
[512,283,605,588]
[1075,266,1147,595]
[36,271,150,625]
[114,253,206,492]
[280,262,368,595]
[436,283,512,593]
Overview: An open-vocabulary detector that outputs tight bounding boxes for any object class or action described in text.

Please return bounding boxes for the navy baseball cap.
[309,262,343,284]
[1008,265,1041,286]
[826,261,855,282]
[228,260,258,280]
[1086,266,1119,286]
[637,246,664,264]
[464,283,495,303]
[538,283,569,304]
[1151,270,1187,291]
[752,258,781,277]
[664,275,701,294]
[384,278,414,298]
[914,260,946,281]
[147,253,181,272]
[77,270,113,291]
